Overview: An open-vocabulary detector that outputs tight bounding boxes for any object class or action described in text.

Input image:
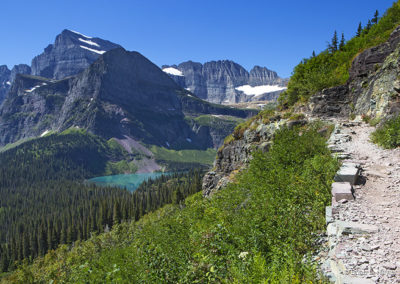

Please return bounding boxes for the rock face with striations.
[162,60,287,104]
[0,48,254,149]
[0,64,31,104]
[308,24,400,120]
[31,29,121,80]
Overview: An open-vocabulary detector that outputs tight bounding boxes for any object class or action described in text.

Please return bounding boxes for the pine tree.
[329,30,338,53]
[113,201,121,226]
[339,33,345,51]
[372,10,379,24]
[312,51,316,57]
[356,22,362,37]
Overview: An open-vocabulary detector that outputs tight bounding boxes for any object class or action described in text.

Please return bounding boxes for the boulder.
[331,182,354,202]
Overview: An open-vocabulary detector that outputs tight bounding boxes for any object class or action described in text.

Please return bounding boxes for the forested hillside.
[279,1,400,106]
[0,129,203,273]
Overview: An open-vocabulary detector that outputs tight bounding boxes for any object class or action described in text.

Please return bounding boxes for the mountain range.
[0,29,258,172]
[0,30,286,107]
[162,61,288,104]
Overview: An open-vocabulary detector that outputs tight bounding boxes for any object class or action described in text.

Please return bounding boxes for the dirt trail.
[329,121,400,283]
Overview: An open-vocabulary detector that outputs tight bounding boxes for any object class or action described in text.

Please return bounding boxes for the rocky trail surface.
[322,120,400,283]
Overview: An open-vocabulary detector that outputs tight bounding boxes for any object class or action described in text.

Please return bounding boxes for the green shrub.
[371,115,400,148]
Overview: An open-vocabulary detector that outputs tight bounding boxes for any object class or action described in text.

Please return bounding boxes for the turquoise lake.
[88,172,173,191]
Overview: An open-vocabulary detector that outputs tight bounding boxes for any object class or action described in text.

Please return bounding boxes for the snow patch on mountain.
[235,85,287,96]
[40,130,50,137]
[162,67,184,76]
[68,29,92,39]
[80,45,106,55]
[78,38,100,47]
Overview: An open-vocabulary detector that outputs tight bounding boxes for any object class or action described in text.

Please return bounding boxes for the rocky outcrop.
[163,60,287,104]
[0,48,253,150]
[0,66,11,104]
[202,116,299,196]
[31,29,121,80]
[308,25,400,120]
[0,64,31,104]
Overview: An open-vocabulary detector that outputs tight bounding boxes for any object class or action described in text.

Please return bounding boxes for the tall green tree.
[339,33,345,50]
[356,22,362,37]
[372,10,379,24]
[329,30,338,53]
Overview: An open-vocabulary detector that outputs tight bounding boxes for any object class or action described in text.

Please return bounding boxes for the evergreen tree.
[339,33,345,51]
[329,30,338,53]
[356,22,362,37]
[312,50,316,57]
[372,10,379,24]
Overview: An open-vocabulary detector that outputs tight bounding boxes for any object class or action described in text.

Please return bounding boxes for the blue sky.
[0,0,395,77]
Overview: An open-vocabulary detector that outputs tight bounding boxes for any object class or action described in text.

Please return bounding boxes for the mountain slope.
[162,60,288,104]
[0,48,255,174]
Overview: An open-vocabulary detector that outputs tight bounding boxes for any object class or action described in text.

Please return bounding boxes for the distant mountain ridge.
[162,60,288,104]
[0,29,121,105]
[0,30,286,107]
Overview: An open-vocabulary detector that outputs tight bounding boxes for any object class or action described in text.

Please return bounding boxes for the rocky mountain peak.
[31,29,121,80]
[163,60,287,104]
[249,66,279,86]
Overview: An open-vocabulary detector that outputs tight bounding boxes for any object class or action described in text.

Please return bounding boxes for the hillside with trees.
[279,2,400,106]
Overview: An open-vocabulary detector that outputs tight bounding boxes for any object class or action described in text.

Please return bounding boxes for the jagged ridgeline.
[0,129,204,272]
[279,1,400,106]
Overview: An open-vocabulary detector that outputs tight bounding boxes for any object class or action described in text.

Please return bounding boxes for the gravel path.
[330,122,400,283]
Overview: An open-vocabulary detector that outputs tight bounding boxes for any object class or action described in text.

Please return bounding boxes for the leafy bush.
[6,126,338,283]
[371,115,400,148]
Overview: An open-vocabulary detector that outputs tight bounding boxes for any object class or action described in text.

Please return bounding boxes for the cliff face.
[31,29,121,80]
[0,64,31,104]
[163,60,287,104]
[308,25,400,120]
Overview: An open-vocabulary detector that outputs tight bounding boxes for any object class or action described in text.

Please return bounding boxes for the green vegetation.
[371,114,400,148]
[0,128,204,273]
[150,145,217,165]
[5,126,338,283]
[279,1,400,106]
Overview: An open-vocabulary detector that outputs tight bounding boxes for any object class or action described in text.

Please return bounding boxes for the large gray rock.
[334,163,360,185]
[331,182,354,202]
[31,29,121,80]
